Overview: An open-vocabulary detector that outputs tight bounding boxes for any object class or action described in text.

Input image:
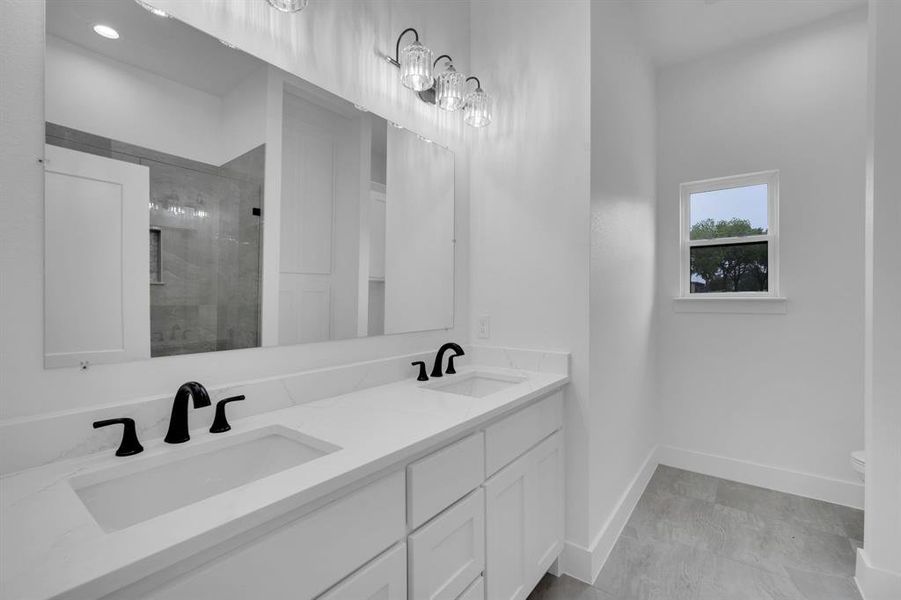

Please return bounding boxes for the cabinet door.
[484,432,563,600]
[408,488,485,600]
[319,542,406,600]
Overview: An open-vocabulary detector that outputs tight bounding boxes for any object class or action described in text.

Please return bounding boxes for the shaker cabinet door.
[484,431,563,600]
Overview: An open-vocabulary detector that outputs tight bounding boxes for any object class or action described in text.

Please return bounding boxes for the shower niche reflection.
[42,0,454,368]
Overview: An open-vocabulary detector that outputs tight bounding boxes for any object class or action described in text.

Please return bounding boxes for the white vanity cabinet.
[125,391,564,600]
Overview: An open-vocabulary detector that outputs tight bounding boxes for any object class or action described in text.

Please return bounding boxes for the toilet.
[851,450,866,481]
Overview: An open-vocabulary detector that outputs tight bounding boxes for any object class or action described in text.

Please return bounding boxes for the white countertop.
[0,365,567,600]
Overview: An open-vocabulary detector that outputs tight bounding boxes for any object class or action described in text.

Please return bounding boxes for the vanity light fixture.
[387,28,434,92]
[134,0,169,18]
[93,24,120,39]
[266,0,309,12]
[434,55,465,112]
[463,76,492,128]
[386,28,494,127]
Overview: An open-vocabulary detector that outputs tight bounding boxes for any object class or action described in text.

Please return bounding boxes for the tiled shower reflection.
[46,123,264,357]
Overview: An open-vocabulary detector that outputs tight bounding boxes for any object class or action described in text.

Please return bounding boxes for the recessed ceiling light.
[266,0,309,13]
[92,24,120,39]
[134,0,169,18]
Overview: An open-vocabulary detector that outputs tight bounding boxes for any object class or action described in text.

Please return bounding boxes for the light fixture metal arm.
[433,54,453,69]
[387,27,420,67]
[465,76,482,91]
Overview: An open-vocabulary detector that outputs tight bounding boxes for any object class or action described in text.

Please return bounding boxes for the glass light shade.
[400,40,433,91]
[436,65,465,112]
[464,88,492,127]
[266,0,309,12]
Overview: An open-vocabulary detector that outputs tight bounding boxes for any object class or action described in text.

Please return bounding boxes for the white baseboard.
[562,446,659,584]
[656,445,864,509]
[855,548,901,599]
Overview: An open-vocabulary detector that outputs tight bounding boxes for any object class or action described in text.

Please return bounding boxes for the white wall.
[468,0,591,567]
[220,65,269,164]
[858,0,901,595]
[45,35,224,165]
[0,0,470,420]
[656,10,867,505]
[587,0,658,575]
[46,34,271,168]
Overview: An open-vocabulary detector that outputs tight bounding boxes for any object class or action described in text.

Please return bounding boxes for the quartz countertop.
[0,365,567,600]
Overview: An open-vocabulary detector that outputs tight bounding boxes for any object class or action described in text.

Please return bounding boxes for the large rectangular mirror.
[43,0,455,368]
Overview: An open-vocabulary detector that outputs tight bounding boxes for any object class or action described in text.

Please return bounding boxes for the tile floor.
[529,466,864,600]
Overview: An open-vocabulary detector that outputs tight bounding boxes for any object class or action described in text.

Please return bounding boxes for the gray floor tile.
[627,489,766,554]
[643,466,721,502]
[715,516,859,577]
[528,574,612,600]
[531,468,865,600]
[696,553,804,600]
[715,479,863,540]
[784,566,863,600]
[593,535,705,600]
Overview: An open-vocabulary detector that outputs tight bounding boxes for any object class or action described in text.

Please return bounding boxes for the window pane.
[690,241,768,293]
[690,183,767,240]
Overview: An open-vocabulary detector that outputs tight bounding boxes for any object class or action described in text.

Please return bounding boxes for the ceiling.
[631,0,867,67]
[46,0,264,96]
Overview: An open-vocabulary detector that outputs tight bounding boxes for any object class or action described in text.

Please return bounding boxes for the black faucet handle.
[446,353,461,375]
[210,395,245,434]
[93,418,144,457]
[412,361,429,382]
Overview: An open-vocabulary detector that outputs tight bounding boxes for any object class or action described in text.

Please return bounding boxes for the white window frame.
[679,170,780,299]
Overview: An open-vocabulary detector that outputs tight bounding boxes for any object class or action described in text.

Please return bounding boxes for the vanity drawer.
[457,576,485,600]
[407,431,484,529]
[318,542,406,600]
[408,488,485,600]
[145,471,405,600]
[485,392,563,476]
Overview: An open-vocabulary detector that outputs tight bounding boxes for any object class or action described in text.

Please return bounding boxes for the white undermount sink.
[70,425,340,532]
[424,371,526,398]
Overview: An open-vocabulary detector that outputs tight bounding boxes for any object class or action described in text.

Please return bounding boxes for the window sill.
[672,296,787,314]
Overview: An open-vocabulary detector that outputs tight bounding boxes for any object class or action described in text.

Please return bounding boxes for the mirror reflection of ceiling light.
[266,0,309,13]
[134,0,169,18]
[93,24,120,39]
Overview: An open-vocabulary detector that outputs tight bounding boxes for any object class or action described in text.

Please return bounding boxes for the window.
[680,171,779,297]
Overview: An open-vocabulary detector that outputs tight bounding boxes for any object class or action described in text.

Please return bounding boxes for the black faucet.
[430,342,465,378]
[93,418,144,456]
[164,381,211,444]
